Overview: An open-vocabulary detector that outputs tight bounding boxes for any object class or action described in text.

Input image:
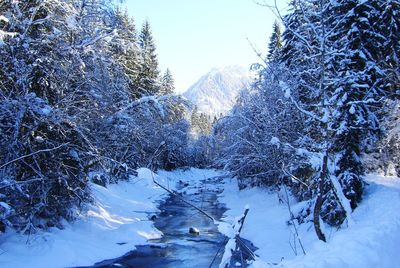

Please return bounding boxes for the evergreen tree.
[0,0,76,103]
[112,8,141,99]
[371,0,400,175]
[160,68,175,95]
[276,0,397,238]
[191,108,212,136]
[267,20,283,62]
[327,0,386,211]
[136,20,160,96]
[376,0,400,97]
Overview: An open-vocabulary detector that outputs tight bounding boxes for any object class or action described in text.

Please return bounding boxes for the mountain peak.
[183,65,254,116]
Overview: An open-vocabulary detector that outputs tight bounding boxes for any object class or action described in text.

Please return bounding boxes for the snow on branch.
[0,143,70,170]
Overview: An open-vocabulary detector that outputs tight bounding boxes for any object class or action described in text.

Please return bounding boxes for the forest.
[0,0,399,267]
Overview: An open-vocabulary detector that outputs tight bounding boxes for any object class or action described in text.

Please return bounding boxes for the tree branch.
[0,143,70,170]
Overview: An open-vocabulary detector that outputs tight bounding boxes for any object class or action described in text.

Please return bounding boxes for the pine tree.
[373,0,400,174]
[136,20,160,96]
[327,0,386,211]
[160,68,175,95]
[376,0,400,97]
[267,20,283,62]
[112,8,141,99]
[191,108,212,136]
[277,0,398,238]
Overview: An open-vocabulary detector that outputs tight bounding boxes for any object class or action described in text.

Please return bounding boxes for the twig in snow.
[283,185,306,255]
[150,171,215,222]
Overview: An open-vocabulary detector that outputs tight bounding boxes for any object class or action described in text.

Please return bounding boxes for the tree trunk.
[313,153,327,242]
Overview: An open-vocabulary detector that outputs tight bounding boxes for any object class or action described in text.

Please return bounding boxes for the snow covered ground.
[218,174,400,268]
[1,168,399,268]
[0,168,171,268]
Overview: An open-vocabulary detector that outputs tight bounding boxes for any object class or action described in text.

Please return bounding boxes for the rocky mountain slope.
[184,65,254,116]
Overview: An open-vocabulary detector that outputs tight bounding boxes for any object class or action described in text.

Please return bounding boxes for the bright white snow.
[0,169,169,268]
[218,174,400,268]
[1,169,399,268]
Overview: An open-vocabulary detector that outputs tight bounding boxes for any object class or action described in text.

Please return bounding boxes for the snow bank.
[0,169,168,268]
[219,180,297,265]
[281,175,400,268]
[218,174,400,268]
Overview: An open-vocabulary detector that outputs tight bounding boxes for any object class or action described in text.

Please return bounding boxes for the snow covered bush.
[93,95,191,174]
[213,64,304,188]
[0,95,93,233]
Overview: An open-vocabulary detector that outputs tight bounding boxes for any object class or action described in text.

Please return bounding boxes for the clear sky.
[124,0,287,93]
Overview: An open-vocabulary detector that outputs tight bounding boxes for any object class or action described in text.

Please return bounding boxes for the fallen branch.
[219,208,258,268]
[237,208,249,234]
[150,171,215,222]
[209,237,228,268]
[235,236,257,260]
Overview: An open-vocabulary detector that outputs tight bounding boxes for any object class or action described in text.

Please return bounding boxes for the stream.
[88,177,227,268]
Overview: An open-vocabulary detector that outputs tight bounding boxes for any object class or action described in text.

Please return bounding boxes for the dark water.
[86,178,227,268]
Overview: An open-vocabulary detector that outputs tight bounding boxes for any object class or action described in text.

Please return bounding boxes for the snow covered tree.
[215,0,399,242]
[0,95,93,233]
[276,0,364,239]
[190,107,212,136]
[161,119,190,170]
[267,20,283,62]
[327,0,387,212]
[269,0,399,239]
[0,0,191,235]
[160,68,175,95]
[362,0,400,175]
[0,0,131,232]
[0,0,78,103]
[190,134,215,168]
[376,0,400,97]
[136,20,160,96]
[213,66,304,188]
[111,7,141,100]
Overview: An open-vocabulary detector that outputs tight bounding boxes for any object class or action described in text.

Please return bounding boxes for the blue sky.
[124,0,287,93]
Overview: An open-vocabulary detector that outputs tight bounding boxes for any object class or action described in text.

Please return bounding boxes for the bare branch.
[0,143,70,170]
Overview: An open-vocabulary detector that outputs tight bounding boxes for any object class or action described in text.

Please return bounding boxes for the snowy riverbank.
[218,174,400,268]
[0,168,224,268]
[1,169,399,268]
[0,168,172,268]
